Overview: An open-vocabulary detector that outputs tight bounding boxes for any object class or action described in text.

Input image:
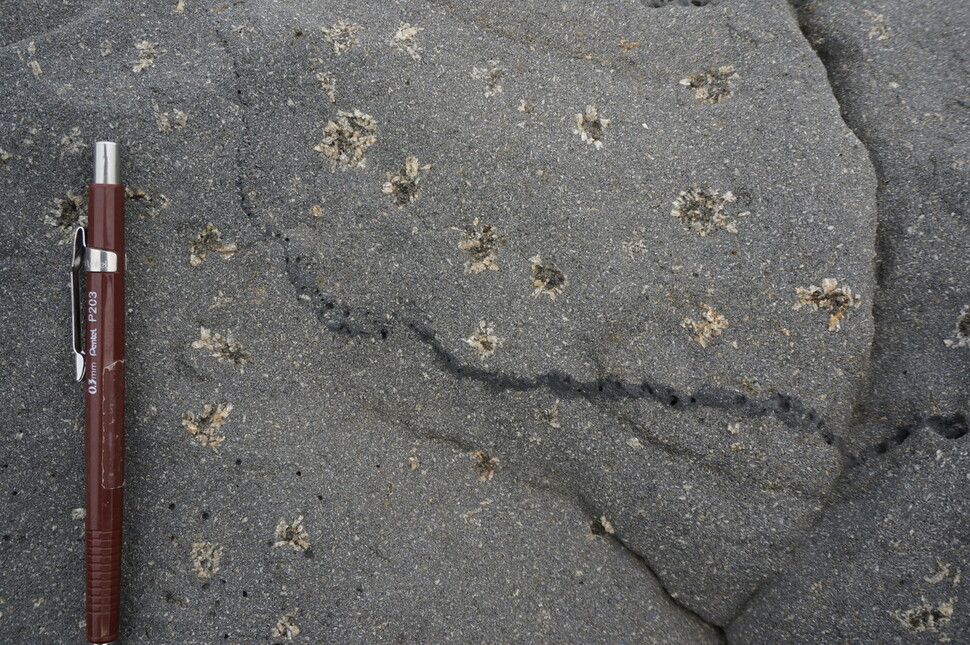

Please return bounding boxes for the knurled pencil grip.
[85,182,125,644]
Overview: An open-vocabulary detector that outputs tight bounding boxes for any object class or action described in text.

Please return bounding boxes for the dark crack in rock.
[4,0,963,642]
[795,0,970,453]
[729,428,969,643]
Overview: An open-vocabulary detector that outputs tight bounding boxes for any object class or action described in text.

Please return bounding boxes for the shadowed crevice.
[376,409,728,639]
[213,11,965,635]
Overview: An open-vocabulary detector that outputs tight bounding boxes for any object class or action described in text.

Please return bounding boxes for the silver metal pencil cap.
[93,141,119,184]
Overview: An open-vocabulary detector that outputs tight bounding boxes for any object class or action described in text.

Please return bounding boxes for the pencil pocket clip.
[71,227,121,380]
[71,226,87,381]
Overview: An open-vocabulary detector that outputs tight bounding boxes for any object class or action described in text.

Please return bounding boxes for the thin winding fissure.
[376,407,728,638]
[216,8,959,468]
[724,9,969,636]
[213,13,965,636]
[280,226,964,466]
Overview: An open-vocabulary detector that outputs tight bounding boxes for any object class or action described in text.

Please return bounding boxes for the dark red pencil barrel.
[84,183,125,644]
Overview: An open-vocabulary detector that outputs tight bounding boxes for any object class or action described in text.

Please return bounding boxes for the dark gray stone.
[796,0,969,453]
[3,0,962,642]
[723,3,970,643]
[728,428,970,643]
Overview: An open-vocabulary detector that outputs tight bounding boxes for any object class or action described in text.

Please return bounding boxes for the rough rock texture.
[795,0,969,453]
[726,2,969,642]
[729,428,969,643]
[0,0,964,642]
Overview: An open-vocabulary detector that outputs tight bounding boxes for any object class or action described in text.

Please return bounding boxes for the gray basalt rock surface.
[795,0,969,452]
[728,427,969,643]
[726,2,969,642]
[0,0,963,642]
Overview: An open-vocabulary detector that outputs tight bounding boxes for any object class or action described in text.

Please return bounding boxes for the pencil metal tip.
[93,141,119,184]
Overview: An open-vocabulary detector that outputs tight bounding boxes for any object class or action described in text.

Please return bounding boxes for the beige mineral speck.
[530,255,567,300]
[465,321,500,359]
[192,327,252,368]
[471,62,504,97]
[125,187,170,217]
[460,499,494,523]
[273,516,310,551]
[680,65,737,104]
[46,190,87,241]
[622,239,647,258]
[0,148,11,168]
[588,516,615,537]
[314,109,378,170]
[682,304,728,347]
[182,403,233,451]
[537,400,561,429]
[893,597,954,633]
[864,10,891,40]
[271,611,301,640]
[382,156,430,207]
[793,279,862,332]
[458,218,500,274]
[671,187,745,236]
[189,224,237,266]
[944,305,969,348]
[391,23,423,61]
[574,105,609,149]
[28,60,42,77]
[924,559,952,585]
[321,22,362,55]
[132,40,161,73]
[316,72,337,103]
[156,108,189,132]
[60,127,85,155]
[173,0,185,14]
[99,40,113,56]
[470,450,499,481]
[190,541,223,579]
